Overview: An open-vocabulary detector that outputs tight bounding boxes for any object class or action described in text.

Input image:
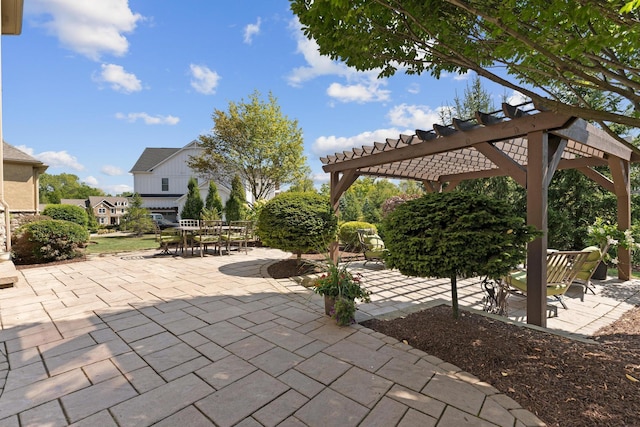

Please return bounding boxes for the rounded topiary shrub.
[383,191,540,318]
[12,219,90,265]
[257,192,338,263]
[338,221,377,251]
[42,204,89,228]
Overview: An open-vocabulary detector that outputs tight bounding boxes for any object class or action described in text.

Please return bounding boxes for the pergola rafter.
[322,102,640,327]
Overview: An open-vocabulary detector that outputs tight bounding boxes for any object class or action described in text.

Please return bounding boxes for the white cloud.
[189,64,221,95]
[34,150,85,171]
[387,104,442,129]
[313,127,412,156]
[93,63,142,93]
[507,90,529,105]
[115,112,180,125]
[101,165,124,176]
[26,0,143,61]
[407,83,420,95]
[454,71,471,81]
[83,176,99,186]
[244,18,261,44]
[102,183,133,195]
[327,82,390,104]
[15,145,34,155]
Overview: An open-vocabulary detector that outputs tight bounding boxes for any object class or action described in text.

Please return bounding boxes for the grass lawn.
[86,233,159,255]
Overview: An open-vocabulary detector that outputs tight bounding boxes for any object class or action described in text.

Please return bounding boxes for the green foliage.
[39,173,105,204]
[181,177,204,220]
[383,192,540,317]
[291,0,640,129]
[42,204,89,228]
[257,192,338,261]
[189,90,309,200]
[12,220,89,265]
[122,193,153,236]
[339,221,377,250]
[225,175,247,222]
[204,181,224,215]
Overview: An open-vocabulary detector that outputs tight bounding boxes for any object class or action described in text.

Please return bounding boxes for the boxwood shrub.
[338,221,377,251]
[257,192,337,263]
[42,204,89,228]
[12,219,89,265]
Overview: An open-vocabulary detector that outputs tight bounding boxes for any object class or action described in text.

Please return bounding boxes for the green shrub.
[42,204,89,227]
[383,192,540,318]
[338,221,377,250]
[257,192,338,263]
[12,219,89,265]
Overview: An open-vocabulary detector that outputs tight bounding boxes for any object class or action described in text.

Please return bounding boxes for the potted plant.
[587,218,639,279]
[312,260,371,326]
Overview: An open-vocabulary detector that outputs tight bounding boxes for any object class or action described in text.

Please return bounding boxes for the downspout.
[0,0,11,252]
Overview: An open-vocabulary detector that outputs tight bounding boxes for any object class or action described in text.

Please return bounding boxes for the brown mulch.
[268,255,640,427]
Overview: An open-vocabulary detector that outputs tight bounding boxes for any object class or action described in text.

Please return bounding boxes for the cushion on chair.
[575,246,602,281]
[506,269,568,296]
[364,235,385,250]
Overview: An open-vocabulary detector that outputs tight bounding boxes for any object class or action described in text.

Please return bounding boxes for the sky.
[1,0,525,195]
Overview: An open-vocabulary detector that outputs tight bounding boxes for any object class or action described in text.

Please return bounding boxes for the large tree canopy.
[189,90,308,201]
[39,173,105,204]
[290,0,640,133]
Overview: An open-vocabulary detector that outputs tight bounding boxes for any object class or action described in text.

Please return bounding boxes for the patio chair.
[223,221,251,254]
[193,220,224,256]
[356,228,388,266]
[157,227,182,255]
[179,219,200,254]
[503,250,591,309]
[572,245,607,297]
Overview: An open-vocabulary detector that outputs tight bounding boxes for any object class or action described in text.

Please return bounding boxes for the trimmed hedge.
[257,192,337,261]
[12,219,89,265]
[339,221,377,250]
[42,204,89,228]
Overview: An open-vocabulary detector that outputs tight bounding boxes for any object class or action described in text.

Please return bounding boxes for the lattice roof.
[321,103,638,184]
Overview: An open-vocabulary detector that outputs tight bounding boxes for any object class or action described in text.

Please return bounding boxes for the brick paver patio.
[0,247,637,426]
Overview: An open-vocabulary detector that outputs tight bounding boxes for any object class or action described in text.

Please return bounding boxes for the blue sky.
[2,0,524,195]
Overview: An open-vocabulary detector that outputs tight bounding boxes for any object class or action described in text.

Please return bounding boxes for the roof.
[3,141,46,166]
[60,199,88,208]
[321,103,639,186]
[129,148,181,172]
[88,196,130,208]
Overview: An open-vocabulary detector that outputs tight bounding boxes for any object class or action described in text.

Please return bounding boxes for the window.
[111,209,116,214]
[121,209,125,213]
[98,208,106,214]
[99,217,106,224]
[162,178,169,191]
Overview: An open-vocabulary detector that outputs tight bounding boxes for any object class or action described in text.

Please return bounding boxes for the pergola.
[321,102,640,327]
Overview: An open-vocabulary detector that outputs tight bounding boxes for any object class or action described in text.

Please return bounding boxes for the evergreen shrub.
[42,204,89,227]
[338,221,377,250]
[12,219,89,265]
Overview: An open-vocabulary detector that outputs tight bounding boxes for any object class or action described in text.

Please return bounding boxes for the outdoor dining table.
[176,223,246,255]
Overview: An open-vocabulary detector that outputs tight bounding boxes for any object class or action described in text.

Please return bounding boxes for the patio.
[0,248,637,426]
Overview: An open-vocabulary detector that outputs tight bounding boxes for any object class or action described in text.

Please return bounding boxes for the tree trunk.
[450,276,459,319]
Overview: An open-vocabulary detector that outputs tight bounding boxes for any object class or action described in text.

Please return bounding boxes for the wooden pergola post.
[609,156,632,280]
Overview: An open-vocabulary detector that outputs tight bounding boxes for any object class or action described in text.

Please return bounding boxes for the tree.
[287,173,317,193]
[181,178,204,220]
[383,192,539,318]
[204,181,224,217]
[39,173,105,204]
[189,90,309,201]
[225,175,247,222]
[257,192,338,264]
[122,193,153,236]
[291,0,640,133]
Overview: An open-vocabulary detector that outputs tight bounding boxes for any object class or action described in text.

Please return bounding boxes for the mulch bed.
[268,255,640,427]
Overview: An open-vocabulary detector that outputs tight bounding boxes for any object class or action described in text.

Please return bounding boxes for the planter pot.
[324,296,335,316]
[592,261,608,280]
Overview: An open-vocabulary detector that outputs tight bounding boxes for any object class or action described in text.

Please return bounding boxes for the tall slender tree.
[204,181,224,216]
[181,177,204,220]
[225,175,247,222]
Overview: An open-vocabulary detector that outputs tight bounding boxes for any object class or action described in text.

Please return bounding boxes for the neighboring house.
[3,141,48,215]
[60,197,130,226]
[130,141,239,221]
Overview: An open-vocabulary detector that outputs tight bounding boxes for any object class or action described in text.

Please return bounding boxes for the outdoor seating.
[157,227,182,255]
[503,250,591,309]
[356,228,388,266]
[572,245,607,297]
[193,220,224,256]
[223,221,252,254]
[178,219,200,254]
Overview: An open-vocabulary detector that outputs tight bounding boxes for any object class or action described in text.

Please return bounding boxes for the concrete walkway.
[3,248,634,426]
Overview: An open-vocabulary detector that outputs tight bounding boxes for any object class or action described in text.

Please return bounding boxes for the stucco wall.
[3,163,37,211]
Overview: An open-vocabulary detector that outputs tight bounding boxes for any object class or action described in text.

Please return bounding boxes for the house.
[3,142,48,216]
[60,196,130,226]
[130,141,238,221]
